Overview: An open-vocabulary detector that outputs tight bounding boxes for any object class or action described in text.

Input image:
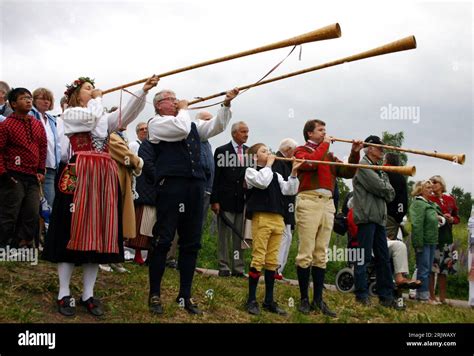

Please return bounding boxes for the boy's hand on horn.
[266,154,275,167]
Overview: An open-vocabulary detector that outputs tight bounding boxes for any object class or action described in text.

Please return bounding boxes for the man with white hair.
[129,122,148,155]
[272,138,298,279]
[211,121,249,277]
[147,87,238,315]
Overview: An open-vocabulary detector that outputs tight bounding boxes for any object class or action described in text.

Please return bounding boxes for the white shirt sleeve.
[195,105,232,141]
[62,97,105,135]
[148,110,192,144]
[129,141,140,155]
[245,166,274,190]
[277,172,300,195]
[107,89,147,133]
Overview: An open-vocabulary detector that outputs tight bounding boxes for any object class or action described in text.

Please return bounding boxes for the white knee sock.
[58,262,74,300]
[82,263,99,301]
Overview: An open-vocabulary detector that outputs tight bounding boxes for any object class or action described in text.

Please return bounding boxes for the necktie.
[237,145,243,165]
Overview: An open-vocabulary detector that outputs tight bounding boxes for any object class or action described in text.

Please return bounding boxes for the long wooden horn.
[188,35,417,105]
[102,23,341,94]
[275,157,416,176]
[332,137,466,165]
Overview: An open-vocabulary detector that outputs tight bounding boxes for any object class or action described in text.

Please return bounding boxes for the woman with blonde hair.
[409,180,445,303]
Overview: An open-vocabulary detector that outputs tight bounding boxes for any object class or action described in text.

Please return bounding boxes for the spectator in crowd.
[383,153,408,240]
[409,180,445,304]
[352,136,399,309]
[211,121,249,277]
[428,175,460,304]
[29,88,61,208]
[0,80,13,122]
[0,88,46,248]
[129,122,148,155]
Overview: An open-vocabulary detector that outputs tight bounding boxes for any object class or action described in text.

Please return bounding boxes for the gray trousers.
[217,210,245,273]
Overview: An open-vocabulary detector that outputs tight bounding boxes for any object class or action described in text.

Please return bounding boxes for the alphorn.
[188,35,417,105]
[332,137,466,165]
[102,23,341,94]
[275,157,416,176]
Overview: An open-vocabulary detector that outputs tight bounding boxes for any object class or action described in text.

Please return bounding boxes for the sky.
[1,0,472,193]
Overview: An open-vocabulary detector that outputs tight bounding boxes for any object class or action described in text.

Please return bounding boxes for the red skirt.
[126,205,152,250]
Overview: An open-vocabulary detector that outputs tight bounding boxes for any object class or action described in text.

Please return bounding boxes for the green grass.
[0,213,471,323]
[1,260,474,323]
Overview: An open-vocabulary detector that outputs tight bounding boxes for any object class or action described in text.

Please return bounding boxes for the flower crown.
[64,77,95,99]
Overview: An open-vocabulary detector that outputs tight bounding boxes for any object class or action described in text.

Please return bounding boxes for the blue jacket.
[200,140,214,194]
[29,106,61,169]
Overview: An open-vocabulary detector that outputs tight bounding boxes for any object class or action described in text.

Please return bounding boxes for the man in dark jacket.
[383,153,408,240]
[210,121,249,277]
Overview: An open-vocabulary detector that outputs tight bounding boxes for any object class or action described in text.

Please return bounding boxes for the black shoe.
[166,260,177,269]
[231,271,246,278]
[218,270,231,277]
[176,297,202,315]
[149,294,163,315]
[57,296,76,317]
[79,297,104,316]
[262,301,287,316]
[298,298,311,314]
[311,300,337,318]
[246,300,260,315]
[355,297,371,306]
[379,298,405,311]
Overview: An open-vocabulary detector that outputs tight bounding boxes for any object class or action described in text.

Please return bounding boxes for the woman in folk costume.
[43,75,159,317]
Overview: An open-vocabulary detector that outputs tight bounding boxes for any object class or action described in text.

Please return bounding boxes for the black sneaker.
[218,270,231,277]
[176,297,202,315]
[262,301,287,316]
[149,294,163,315]
[355,297,371,306]
[380,298,405,311]
[166,260,177,269]
[57,296,76,317]
[231,271,246,278]
[79,297,104,316]
[311,300,337,318]
[246,300,260,315]
[298,298,311,314]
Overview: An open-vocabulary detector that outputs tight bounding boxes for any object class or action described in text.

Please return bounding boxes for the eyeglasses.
[36,97,51,101]
[18,96,33,101]
[158,97,177,103]
[138,128,148,131]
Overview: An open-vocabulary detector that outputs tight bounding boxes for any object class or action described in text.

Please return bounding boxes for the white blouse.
[62,89,147,139]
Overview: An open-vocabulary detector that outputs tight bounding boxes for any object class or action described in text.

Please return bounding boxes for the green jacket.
[353,155,395,226]
[409,196,442,249]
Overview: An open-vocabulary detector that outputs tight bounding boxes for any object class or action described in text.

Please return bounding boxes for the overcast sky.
[1,0,472,193]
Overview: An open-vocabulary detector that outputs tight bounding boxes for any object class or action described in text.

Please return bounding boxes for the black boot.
[297,266,311,314]
[311,266,336,317]
[246,268,261,315]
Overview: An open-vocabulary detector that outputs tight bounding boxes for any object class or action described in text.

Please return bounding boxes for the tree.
[336,178,351,212]
[450,186,474,220]
[381,131,408,166]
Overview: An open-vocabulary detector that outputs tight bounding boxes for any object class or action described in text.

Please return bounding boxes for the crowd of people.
[0,76,469,318]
